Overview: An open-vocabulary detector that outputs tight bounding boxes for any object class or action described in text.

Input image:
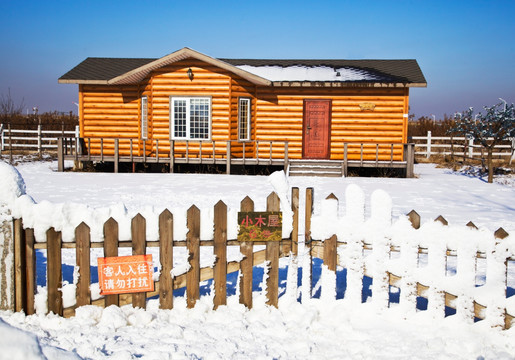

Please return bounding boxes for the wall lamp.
[187,68,194,80]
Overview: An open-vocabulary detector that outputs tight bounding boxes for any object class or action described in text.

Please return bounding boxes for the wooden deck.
[57,137,414,177]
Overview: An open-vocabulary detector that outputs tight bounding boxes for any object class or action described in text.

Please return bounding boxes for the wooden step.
[288,160,343,177]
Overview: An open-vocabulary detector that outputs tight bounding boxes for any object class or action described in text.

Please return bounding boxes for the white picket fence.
[310,190,515,329]
[412,131,515,161]
[0,124,79,154]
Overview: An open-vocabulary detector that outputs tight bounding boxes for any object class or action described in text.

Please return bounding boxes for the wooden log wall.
[229,77,257,158]
[79,58,410,161]
[254,87,409,161]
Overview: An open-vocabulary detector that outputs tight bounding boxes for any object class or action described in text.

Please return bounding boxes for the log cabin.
[58,47,426,176]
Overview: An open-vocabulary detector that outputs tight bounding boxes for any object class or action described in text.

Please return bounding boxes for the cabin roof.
[59,47,427,87]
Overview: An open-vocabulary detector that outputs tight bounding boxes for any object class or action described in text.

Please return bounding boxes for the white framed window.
[170,97,211,140]
[141,96,148,140]
[238,97,251,141]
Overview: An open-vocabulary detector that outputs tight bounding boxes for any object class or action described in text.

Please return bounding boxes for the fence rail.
[411,131,514,161]
[0,124,79,154]
[13,191,296,317]
[11,188,514,329]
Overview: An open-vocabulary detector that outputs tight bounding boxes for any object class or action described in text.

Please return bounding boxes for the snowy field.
[1,159,515,359]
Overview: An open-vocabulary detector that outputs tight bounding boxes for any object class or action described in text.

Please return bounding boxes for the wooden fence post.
[37,124,42,156]
[239,196,254,308]
[213,201,227,309]
[186,206,200,308]
[0,123,3,155]
[13,218,26,313]
[305,187,314,298]
[8,123,12,164]
[131,214,147,309]
[103,218,119,307]
[266,192,280,307]
[407,210,420,229]
[426,130,432,158]
[323,194,338,272]
[159,210,174,310]
[492,227,509,329]
[76,222,91,307]
[47,228,63,316]
[291,187,299,256]
[57,138,64,172]
[24,228,36,315]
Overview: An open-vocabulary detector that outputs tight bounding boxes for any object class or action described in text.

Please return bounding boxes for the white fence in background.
[411,131,514,162]
[0,124,79,154]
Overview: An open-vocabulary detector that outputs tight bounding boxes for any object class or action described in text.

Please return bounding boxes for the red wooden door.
[302,99,332,159]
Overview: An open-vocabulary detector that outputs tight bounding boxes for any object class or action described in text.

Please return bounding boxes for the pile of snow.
[0,317,79,360]
[2,298,515,359]
[0,161,27,223]
[0,161,26,205]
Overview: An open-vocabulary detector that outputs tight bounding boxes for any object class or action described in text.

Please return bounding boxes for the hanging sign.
[98,255,154,295]
[359,102,376,111]
[237,211,282,241]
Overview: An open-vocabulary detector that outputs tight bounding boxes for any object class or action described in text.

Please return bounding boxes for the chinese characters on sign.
[97,255,154,295]
[237,211,282,242]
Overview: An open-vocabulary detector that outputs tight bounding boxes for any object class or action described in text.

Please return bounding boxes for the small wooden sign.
[238,211,282,241]
[98,255,154,295]
[359,102,376,111]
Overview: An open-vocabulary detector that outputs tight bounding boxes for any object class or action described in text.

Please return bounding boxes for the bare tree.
[0,88,25,116]
[450,102,514,183]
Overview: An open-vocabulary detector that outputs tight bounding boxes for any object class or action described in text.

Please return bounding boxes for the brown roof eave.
[108,47,272,87]
[58,79,109,85]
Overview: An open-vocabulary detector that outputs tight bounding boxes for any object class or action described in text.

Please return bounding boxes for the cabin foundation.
[58,137,415,177]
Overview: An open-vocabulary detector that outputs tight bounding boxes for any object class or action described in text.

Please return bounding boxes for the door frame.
[302,99,332,159]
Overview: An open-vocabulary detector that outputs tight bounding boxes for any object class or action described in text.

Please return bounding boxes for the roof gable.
[59,48,426,87]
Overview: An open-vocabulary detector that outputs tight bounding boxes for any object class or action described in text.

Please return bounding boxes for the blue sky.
[1,0,514,119]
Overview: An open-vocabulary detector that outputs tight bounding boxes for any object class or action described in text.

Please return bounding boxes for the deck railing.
[56,136,415,176]
[57,137,290,173]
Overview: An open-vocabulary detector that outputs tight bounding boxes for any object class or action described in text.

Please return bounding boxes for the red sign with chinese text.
[97,255,154,295]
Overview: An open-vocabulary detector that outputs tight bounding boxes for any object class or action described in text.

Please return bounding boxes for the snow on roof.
[236,65,385,82]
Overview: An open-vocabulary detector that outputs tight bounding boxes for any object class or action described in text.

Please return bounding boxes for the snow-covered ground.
[0,159,514,359]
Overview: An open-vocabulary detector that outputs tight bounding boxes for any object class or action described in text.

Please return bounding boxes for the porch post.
[114,138,119,173]
[404,143,414,178]
[284,141,289,173]
[343,143,348,177]
[226,141,231,175]
[169,140,174,173]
